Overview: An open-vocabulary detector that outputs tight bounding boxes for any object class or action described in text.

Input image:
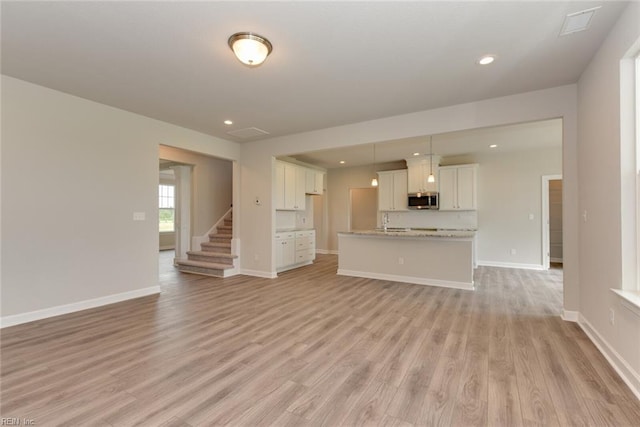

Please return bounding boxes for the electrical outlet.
[398,257,404,265]
[510,248,517,255]
[609,308,615,325]
[529,213,534,220]
[583,210,588,222]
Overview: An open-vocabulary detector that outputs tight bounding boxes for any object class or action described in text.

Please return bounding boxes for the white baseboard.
[0,286,161,329]
[550,257,563,263]
[316,249,331,255]
[159,245,175,250]
[239,269,277,279]
[337,269,474,291]
[578,313,640,401]
[476,260,545,270]
[561,310,579,322]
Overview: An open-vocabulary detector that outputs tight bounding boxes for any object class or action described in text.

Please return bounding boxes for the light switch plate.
[133,212,146,221]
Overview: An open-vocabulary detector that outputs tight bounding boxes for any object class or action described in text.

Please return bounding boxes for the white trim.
[578,314,640,401]
[541,174,563,270]
[159,245,175,251]
[476,260,545,271]
[561,310,579,322]
[550,257,563,263]
[337,268,474,291]
[0,286,161,329]
[239,269,278,279]
[612,289,640,318]
[316,249,334,255]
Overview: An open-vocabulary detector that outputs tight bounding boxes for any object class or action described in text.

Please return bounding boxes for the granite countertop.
[340,228,476,238]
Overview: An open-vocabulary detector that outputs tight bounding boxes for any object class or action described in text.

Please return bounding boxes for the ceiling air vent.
[226,127,270,139]
[559,6,600,36]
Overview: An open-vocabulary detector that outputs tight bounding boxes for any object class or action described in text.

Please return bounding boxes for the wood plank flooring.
[2,253,639,426]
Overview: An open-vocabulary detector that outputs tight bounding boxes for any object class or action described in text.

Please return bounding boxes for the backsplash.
[275,196,315,230]
[380,210,477,230]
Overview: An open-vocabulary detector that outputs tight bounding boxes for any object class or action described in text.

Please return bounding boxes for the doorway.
[542,175,563,269]
[349,188,377,231]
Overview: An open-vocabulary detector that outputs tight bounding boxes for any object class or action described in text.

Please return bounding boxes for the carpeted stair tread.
[187,251,237,259]
[209,233,232,239]
[176,259,234,270]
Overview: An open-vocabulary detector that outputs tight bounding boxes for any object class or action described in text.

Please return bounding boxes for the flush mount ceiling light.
[228,32,273,66]
[224,120,233,125]
[477,55,496,65]
[489,144,498,148]
[339,160,345,164]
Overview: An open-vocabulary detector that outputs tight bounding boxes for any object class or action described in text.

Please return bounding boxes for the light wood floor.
[2,253,639,426]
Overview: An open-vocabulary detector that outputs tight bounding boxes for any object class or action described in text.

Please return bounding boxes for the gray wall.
[576,2,640,389]
[1,75,239,321]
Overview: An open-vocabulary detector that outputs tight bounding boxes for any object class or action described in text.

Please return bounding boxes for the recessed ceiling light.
[489,144,498,148]
[413,152,420,156]
[477,55,496,65]
[339,160,345,164]
[224,120,233,125]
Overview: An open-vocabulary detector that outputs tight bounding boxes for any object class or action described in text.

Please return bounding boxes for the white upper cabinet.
[377,169,408,211]
[305,169,324,195]
[275,161,306,210]
[406,156,440,194]
[438,164,478,210]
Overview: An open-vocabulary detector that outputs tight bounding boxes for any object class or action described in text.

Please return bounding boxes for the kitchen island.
[337,229,476,290]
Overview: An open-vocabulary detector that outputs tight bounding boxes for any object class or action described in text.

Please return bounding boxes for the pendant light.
[371,144,378,187]
[427,136,435,183]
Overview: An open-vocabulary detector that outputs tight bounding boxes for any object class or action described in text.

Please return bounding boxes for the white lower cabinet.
[275,229,316,272]
[274,232,295,269]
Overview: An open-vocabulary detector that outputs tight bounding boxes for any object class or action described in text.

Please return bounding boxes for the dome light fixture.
[228,32,273,67]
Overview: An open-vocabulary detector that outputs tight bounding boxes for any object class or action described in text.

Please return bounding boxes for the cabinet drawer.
[295,230,315,238]
[275,232,295,240]
[295,249,315,262]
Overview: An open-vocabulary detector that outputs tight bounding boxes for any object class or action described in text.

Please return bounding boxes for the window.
[159,184,175,232]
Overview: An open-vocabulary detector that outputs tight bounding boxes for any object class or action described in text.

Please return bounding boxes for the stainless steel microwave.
[408,192,439,210]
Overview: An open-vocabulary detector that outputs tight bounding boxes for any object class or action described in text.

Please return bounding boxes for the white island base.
[338,231,475,290]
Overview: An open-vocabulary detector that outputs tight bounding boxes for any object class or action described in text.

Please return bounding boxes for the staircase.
[176,213,237,278]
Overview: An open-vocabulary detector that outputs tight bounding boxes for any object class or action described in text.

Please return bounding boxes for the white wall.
[239,85,579,312]
[1,75,239,324]
[467,148,562,268]
[158,145,233,236]
[576,2,640,394]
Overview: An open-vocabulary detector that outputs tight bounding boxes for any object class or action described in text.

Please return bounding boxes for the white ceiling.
[1,1,627,143]
[291,118,563,169]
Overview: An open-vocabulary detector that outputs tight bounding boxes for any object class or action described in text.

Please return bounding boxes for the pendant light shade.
[427,136,435,183]
[228,32,273,66]
[371,144,378,187]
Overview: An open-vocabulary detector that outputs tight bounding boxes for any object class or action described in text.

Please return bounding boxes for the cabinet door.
[456,166,476,210]
[283,163,297,210]
[294,166,306,210]
[275,162,286,210]
[305,170,324,195]
[407,164,423,193]
[275,238,295,268]
[438,167,457,210]
[393,170,408,211]
[377,172,394,211]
